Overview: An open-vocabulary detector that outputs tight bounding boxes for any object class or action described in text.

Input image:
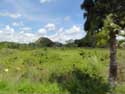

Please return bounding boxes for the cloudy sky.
[0,0,86,43]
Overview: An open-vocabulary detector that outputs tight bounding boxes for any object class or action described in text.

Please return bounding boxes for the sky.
[0,0,86,43]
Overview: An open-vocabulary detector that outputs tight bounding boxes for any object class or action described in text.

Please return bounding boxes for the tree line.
[0,36,125,49]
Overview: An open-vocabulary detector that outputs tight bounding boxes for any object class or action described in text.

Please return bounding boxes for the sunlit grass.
[0,48,124,94]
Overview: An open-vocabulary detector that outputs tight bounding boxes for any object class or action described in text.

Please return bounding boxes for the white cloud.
[0,30,3,33]
[66,25,81,34]
[4,25,15,33]
[12,22,24,27]
[38,28,47,35]
[47,25,85,43]
[48,25,82,43]
[45,23,56,31]
[37,23,56,36]
[20,27,32,31]
[40,0,54,4]
[0,24,85,44]
[0,12,22,19]
[0,25,37,43]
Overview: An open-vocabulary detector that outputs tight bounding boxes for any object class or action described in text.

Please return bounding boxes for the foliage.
[50,69,110,94]
[75,32,96,47]
[81,0,125,32]
[81,0,125,48]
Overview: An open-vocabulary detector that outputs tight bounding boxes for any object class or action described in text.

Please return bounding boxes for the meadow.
[0,48,125,94]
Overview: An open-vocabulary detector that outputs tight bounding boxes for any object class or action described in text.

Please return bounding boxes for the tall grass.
[0,48,124,94]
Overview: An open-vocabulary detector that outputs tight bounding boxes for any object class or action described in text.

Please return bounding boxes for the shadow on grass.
[50,68,110,94]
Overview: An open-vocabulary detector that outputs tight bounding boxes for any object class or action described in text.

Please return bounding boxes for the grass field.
[0,48,125,94]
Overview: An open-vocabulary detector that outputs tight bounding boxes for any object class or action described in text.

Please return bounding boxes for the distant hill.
[35,37,62,47]
[35,37,54,47]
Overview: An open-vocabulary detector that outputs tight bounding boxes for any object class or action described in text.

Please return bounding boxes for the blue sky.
[0,0,86,43]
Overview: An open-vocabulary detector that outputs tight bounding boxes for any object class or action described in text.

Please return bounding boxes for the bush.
[50,69,110,94]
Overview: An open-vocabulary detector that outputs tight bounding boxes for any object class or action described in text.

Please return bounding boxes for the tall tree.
[81,0,125,87]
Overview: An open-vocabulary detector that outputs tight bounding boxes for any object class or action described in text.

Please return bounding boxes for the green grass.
[0,48,124,94]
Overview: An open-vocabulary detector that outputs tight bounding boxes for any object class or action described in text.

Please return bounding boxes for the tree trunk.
[109,31,117,88]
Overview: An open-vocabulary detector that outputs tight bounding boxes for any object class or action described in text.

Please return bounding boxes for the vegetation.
[0,48,125,94]
[0,0,124,94]
[81,0,125,88]
[0,37,63,50]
